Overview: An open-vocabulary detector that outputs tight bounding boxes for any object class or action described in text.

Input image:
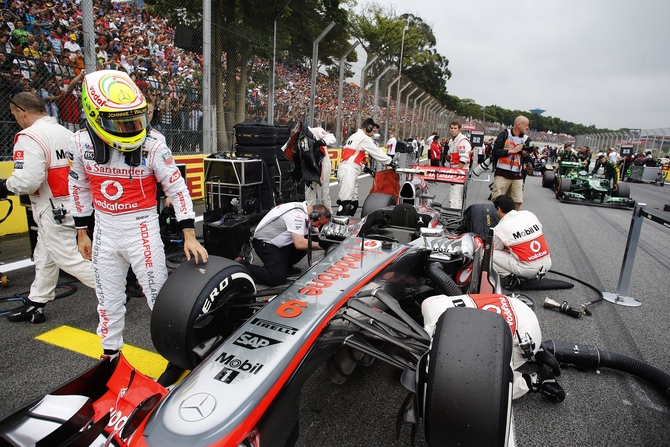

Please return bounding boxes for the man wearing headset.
[236,202,331,287]
[337,118,393,216]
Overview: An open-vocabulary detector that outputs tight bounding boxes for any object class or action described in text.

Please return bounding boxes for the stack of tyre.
[234,121,297,206]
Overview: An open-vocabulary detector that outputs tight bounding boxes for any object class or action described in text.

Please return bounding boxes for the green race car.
[542,161,634,208]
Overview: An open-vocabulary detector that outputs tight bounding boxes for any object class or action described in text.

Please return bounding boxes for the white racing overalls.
[337,129,392,212]
[304,126,335,210]
[68,131,195,351]
[5,116,95,303]
[492,209,552,278]
[447,132,471,209]
[421,294,542,399]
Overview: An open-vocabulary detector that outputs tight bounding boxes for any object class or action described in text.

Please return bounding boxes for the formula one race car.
[0,168,535,447]
[542,161,634,208]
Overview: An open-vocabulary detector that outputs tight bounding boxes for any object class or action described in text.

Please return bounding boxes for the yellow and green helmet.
[82,70,148,152]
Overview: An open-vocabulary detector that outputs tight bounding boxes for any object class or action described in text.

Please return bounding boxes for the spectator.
[63,33,80,53]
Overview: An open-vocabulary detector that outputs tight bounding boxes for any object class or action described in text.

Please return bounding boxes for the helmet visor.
[97,113,149,136]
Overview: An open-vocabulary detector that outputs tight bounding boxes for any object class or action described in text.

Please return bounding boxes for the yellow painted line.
[36,326,174,380]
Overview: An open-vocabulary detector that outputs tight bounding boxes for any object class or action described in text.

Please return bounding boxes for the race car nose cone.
[179,393,217,421]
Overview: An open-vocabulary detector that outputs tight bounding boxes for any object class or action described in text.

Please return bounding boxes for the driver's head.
[449,121,461,138]
[82,70,148,152]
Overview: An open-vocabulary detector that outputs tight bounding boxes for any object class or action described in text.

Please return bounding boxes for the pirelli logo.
[250,318,299,336]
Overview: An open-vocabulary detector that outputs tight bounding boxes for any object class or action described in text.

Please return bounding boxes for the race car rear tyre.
[613,182,630,198]
[151,256,257,370]
[424,307,513,447]
[542,170,555,188]
[361,193,395,218]
[557,178,572,199]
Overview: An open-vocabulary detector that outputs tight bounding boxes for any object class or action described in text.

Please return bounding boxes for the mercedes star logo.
[179,393,217,422]
[117,90,131,103]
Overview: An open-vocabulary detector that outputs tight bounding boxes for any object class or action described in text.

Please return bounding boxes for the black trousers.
[243,239,307,287]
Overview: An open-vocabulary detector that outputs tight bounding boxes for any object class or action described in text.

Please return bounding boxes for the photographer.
[490,116,531,211]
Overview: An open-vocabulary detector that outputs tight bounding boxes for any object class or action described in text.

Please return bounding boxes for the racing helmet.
[82,70,148,152]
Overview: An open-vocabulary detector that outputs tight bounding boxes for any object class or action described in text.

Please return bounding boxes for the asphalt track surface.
[1,160,669,447]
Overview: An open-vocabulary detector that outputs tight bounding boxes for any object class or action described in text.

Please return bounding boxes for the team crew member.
[0,92,95,324]
[429,134,441,167]
[337,118,392,216]
[385,134,397,161]
[490,116,531,211]
[237,202,330,286]
[447,121,472,209]
[305,126,336,210]
[68,70,207,358]
[592,154,620,187]
[492,195,552,279]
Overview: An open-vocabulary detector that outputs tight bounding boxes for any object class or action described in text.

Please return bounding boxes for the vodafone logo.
[100,180,123,201]
[530,240,541,253]
[482,304,501,314]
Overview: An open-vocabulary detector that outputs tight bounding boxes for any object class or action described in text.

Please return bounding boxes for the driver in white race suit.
[492,195,551,279]
[337,118,393,216]
[446,121,471,209]
[68,70,207,358]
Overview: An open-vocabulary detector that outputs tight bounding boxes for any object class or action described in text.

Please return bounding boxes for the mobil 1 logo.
[233,331,281,350]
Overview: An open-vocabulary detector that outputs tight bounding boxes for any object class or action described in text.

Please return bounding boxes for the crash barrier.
[602,203,670,306]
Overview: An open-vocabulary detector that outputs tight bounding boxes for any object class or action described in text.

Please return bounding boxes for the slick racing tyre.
[613,182,630,198]
[361,193,395,218]
[151,256,256,370]
[424,307,513,447]
[542,170,555,188]
[557,178,572,199]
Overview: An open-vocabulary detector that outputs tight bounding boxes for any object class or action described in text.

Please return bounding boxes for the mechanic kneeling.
[492,195,552,279]
[237,202,331,287]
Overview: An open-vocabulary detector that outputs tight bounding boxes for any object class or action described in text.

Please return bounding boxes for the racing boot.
[100,349,120,361]
[7,300,46,324]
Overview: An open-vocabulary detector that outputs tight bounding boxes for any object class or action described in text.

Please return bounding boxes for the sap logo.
[84,150,95,160]
[233,332,280,350]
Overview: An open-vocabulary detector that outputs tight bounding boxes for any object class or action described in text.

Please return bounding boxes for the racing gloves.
[523,365,566,403]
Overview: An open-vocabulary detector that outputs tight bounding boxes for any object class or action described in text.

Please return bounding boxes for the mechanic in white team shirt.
[491,195,551,279]
[421,293,564,401]
[0,92,95,324]
[237,202,331,286]
[68,70,207,359]
[446,121,472,209]
[337,118,393,216]
[305,126,336,210]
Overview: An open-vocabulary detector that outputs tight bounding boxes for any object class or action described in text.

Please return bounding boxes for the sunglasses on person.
[9,95,25,112]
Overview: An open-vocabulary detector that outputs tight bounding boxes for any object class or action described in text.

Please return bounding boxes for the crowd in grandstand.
[0,0,651,163]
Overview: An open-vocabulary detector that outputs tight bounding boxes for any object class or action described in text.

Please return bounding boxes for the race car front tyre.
[613,182,630,198]
[151,256,257,370]
[542,170,555,188]
[557,178,572,199]
[424,307,513,447]
[361,193,395,219]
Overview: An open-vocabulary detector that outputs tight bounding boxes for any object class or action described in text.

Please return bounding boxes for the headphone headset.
[309,211,321,221]
[365,123,375,133]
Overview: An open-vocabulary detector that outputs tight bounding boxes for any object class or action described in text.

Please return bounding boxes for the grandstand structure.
[0,0,573,161]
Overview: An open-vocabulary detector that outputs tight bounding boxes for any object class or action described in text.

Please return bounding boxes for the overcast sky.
[349,0,670,131]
